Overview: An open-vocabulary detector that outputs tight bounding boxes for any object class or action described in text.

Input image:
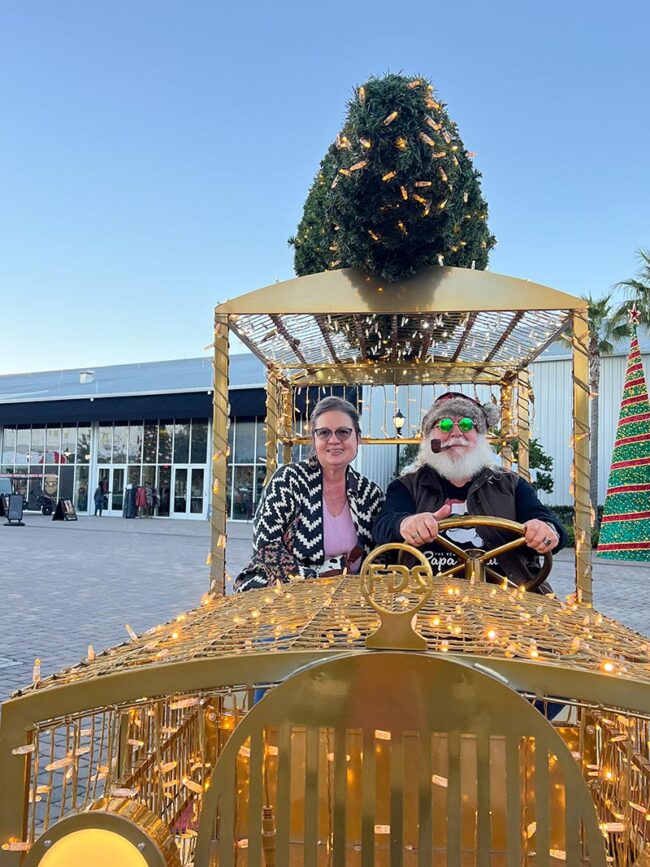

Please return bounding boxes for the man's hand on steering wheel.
[523,519,559,554]
[399,504,452,547]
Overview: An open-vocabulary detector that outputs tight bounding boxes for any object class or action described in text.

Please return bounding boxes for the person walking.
[93,483,105,517]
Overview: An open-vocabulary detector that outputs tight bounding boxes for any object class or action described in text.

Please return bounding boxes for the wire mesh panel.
[19,690,251,865]
[13,576,650,693]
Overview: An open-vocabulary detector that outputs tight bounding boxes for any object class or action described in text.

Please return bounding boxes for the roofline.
[216,265,587,315]
[0,352,258,383]
[533,348,650,364]
[0,383,267,406]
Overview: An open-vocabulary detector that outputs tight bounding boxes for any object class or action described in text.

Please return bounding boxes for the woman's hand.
[523,519,559,553]
[399,504,452,547]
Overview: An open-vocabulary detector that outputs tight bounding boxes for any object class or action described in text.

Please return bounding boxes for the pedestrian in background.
[93,483,104,517]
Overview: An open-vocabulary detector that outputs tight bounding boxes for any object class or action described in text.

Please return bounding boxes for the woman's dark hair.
[309,396,361,435]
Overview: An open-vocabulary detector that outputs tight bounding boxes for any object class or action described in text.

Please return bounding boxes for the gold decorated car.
[1,266,649,867]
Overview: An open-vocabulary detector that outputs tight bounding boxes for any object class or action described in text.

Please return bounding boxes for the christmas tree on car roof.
[288,73,496,360]
[597,306,650,561]
[289,73,495,282]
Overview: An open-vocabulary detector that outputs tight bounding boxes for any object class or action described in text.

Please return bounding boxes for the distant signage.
[4,494,25,526]
[53,498,78,522]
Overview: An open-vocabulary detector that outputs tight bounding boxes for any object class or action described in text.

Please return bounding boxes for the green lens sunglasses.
[436,417,475,433]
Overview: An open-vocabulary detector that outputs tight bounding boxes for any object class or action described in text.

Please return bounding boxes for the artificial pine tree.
[290,74,496,282]
[597,307,650,561]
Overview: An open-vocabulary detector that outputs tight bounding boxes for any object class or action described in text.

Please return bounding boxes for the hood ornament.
[360,543,433,650]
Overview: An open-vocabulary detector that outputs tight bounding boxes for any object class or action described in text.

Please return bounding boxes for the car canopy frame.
[211,265,591,599]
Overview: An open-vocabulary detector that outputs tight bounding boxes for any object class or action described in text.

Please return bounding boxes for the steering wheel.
[432,515,552,593]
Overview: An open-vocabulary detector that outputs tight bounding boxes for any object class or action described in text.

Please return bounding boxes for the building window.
[227,417,267,521]
[0,423,92,513]
[173,421,190,463]
[98,425,112,463]
[112,422,128,463]
[158,422,173,464]
[191,421,208,463]
[143,423,157,463]
[86,419,210,518]
[77,426,91,464]
[62,427,77,463]
[1,427,16,468]
[128,424,143,463]
[0,417,233,519]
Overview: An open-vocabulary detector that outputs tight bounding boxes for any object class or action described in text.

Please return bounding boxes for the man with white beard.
[372,392,566,592]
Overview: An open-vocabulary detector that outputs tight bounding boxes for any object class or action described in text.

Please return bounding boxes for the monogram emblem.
[360,543,433,621]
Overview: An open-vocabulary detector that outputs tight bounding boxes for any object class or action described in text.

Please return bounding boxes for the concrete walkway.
[0,514,647,702]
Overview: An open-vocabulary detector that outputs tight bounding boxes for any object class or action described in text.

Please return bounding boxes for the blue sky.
[1,0,649,373]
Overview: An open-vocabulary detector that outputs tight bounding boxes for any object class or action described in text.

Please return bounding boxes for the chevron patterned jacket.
[253,460,385,567]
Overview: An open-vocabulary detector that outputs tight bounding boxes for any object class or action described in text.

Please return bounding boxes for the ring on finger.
[543,537,553,547]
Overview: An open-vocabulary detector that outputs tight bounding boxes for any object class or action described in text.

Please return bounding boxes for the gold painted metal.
[1,625,650,865]
[434,515,553,590]
[571,309,593,602]
[210,313,229,594]
[292,435,423,446]
[360,543,432,650]
[287,362,507,387]
[215,265,587,315]
[517,368,531,481]
[194,653,608,866]
[217,269,576,380]
[281,385,293,465]
[23,797,181,867]
[499,378,515,470]
[6,575,650,704]
[571,311,593,602]
[264,368,280,484]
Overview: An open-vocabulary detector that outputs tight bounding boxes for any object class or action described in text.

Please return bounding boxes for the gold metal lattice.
[230,308,569,374]
[16,576,650,696]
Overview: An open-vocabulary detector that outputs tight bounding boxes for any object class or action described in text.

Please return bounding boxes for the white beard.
[416,435,498,484]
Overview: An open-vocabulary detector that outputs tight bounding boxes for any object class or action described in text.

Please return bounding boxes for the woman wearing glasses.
[235,396,384,592]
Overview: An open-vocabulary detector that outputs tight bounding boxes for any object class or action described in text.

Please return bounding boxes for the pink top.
[323,500,361,574]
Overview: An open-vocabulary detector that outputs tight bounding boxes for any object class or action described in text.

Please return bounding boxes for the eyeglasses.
[313,427,355,441]
[436,417,475,433]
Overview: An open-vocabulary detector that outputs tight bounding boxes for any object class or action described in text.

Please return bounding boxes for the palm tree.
[615,248,650,325]
[583,294,628,509]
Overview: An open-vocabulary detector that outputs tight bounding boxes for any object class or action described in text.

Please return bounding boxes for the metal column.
[265,369,280,485]
[210,313,229,594]
[571,308,593,602]
[516,370,531,482]
[500,379,515,471]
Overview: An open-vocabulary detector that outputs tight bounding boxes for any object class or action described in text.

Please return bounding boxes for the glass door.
[171,466,206,518]
[172,468,188,515]
[190,468,205,515]
[98,466,126,515]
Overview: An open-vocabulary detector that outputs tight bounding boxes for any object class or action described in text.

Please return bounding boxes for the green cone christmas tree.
[289,73,496,282]
[597,308,650,561]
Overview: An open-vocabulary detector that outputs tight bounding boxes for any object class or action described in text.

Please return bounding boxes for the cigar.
[431,439,442,453]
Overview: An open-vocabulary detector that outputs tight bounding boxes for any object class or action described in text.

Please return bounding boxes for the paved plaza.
[0,514,648,704]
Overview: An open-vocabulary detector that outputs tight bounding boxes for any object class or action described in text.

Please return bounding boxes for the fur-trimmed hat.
[422,391,500,436]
